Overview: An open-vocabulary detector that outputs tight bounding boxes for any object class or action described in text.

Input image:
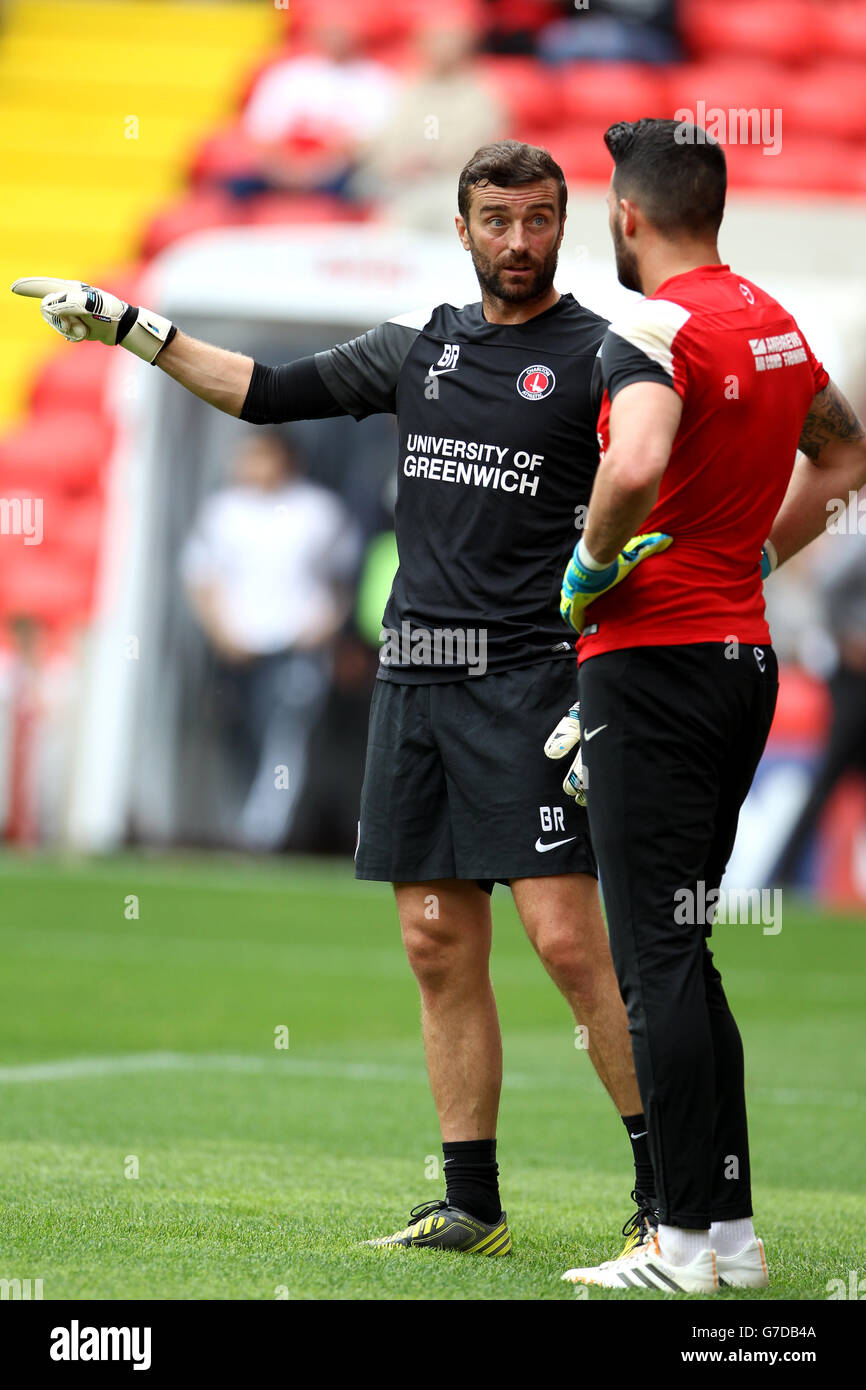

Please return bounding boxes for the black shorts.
[354,661,597,889]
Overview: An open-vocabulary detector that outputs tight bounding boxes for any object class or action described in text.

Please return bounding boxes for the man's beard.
[469,238,559,304]
[611,217,642,293]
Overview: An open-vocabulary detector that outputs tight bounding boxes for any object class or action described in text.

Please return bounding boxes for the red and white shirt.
[579,264,828,660]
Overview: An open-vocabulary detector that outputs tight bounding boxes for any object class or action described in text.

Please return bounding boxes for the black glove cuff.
[116,304,139,344]
[152,323,178,361]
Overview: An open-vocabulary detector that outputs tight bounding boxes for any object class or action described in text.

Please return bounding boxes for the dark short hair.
[458,140,567,223]
[604,118,726,236]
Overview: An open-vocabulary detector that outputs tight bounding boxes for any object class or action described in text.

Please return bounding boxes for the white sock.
[657,1223,711,1267]
[710,1217,756,1257]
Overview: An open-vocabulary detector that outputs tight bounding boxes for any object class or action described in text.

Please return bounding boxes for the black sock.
[622,1113,656,1205]
[442,1139,501,1224]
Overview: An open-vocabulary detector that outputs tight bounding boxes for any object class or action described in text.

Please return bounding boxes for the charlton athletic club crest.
[517,364,556,400]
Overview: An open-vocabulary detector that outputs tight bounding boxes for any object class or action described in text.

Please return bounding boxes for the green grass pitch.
[0,850,863,1301]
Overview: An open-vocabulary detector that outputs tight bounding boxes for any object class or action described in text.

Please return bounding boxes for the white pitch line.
[0,1053,423,1086]
[0,1052,863,1109]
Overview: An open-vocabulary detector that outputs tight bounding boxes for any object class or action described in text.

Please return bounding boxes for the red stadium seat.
[29,342,111,418]
[60,495,105,562]
[482,0,558,35]
[769,664,830,742]
[0,484,64,555]
[140,190,241,261]
[0,413,109,496]
[559,63,668,127]
[0,486,100,627]
[679,1,815,67]
[840,149,866,197]
[4,491,102,591]
[191,125,262,186]
[665,63,788,130]
[817,3,866,62]
[541,124,619,183]
[0,550,95,627]
[783,66,866,142]
[366,37,417,71]
[142,186,370,262]
[724,137,861,195]
[818,777,866,908]
[477,56,563,131]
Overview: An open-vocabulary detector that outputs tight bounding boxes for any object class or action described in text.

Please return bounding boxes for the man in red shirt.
[554,118,866,1292]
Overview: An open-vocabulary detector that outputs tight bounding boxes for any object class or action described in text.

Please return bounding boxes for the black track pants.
[578,641,779,1228]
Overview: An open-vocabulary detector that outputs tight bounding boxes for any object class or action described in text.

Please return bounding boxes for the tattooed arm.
[767,380,866,566]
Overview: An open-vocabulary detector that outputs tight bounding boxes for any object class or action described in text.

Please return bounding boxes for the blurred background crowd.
[0,0,865,904]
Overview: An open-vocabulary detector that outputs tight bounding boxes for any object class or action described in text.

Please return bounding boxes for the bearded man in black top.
[14,142,665,1262]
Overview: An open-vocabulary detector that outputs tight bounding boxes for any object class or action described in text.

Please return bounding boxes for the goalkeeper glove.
[11,276,175,363]
[560,531,672,634]
[543,704,586,805]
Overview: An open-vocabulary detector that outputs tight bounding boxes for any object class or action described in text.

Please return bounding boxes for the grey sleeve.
[600,327,680,402]
[314,319,421,420]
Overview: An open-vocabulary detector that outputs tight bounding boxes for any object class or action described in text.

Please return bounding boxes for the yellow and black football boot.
[363,1200,511,1255]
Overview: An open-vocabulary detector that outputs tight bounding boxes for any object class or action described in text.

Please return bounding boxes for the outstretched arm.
[769,380,866,566]
[11,275,414,425]
[155,331,254,417]
[12,275,255,416]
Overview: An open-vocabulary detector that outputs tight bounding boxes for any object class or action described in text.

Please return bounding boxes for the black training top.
[241,292,608,681]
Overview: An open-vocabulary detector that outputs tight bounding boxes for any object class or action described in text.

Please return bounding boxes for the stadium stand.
[0,0,279,426]
[0,0,279,668]
[4,5,866,464]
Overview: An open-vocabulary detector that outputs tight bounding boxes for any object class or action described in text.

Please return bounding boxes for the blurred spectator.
[181,431,361,851]
[770,534,866,885]
[480,0,560,54]
[234,15,398,200]
[538,0,680,64]
[354,16,505,228]
[2,617,41,845]
[0,617,78,846]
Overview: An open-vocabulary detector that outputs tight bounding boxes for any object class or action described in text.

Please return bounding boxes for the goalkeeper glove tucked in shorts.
[560,531,673,634]
[544,705,586,805]
[11,276,175,363]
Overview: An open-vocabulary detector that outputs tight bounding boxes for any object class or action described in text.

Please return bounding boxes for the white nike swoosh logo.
[427,365,459,377]
[582,724,608,742]
[534,835,577,853]
[629,1130,648,1139]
